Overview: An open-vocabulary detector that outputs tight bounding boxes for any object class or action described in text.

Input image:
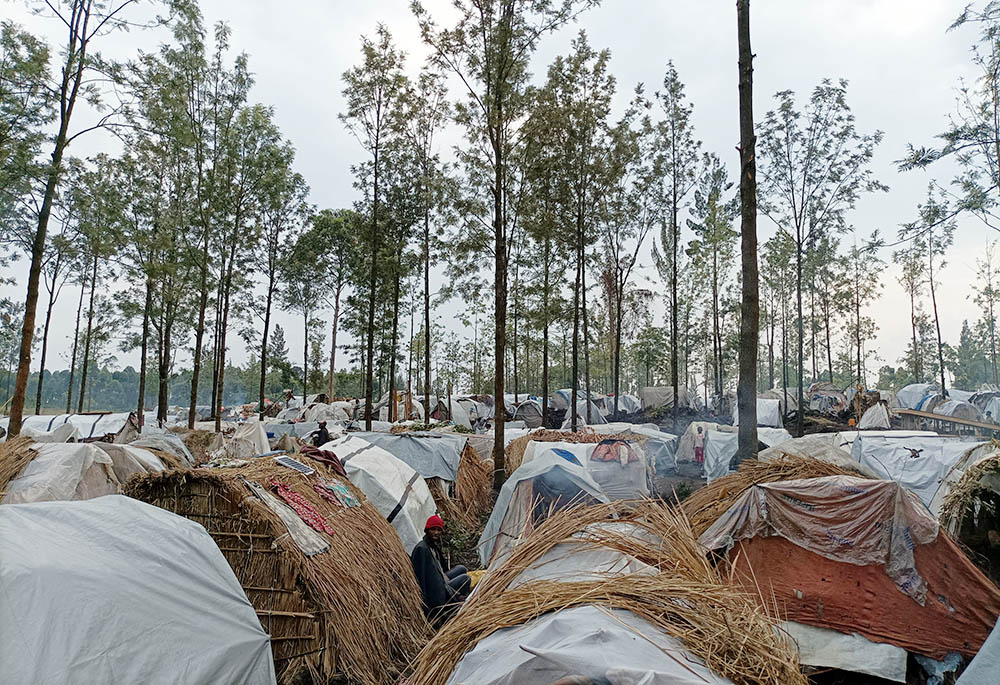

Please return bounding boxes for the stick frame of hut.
[124,459,430,685]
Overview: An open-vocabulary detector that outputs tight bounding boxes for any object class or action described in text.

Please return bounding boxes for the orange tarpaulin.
[730,527,1000,658]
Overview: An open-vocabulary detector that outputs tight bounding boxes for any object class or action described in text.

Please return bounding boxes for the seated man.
[410,515,470,622]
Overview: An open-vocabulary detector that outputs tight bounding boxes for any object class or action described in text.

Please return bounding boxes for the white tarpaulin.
[447,605,731,685]
[321,434,436,553]
[20,422,79,442]
[832,429,938,454]
[851,435,979,512]
[0,496,275,684]
[858,403,891,429]
[958,617,1000,684]
[351,431,464,482]
[1,443,120,504]
[896,383,935,410]
[782,621,907,683]
[560,400,608,429]
[638,385,691,410]
[94,443,166,483]
[602,422,678,472]
[704,428,791,482]
[131,433,195,467]
[0,412,132,441]
[520,440,648,501]
[758,435,878,478]
[733,398,783,428]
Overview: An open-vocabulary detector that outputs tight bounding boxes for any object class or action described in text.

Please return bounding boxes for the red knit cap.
[424,514,444,531]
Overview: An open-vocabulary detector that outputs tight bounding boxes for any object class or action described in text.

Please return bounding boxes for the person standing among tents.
[694,426,705,465]
[283,389,302,410]
[410,515,470,622]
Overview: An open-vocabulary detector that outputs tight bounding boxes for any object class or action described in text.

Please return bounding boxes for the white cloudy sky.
[2,0,992,383]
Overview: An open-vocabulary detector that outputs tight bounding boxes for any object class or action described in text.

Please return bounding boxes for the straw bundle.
[505,428,628,473]
[410,501,804,685]
[940,445,1000,528]
[0,436,37,497]
[426,476,473,527]
[169,427,215,464]
[680,454,860,537]
[125,458,430,685]
[142,446,187,471]
[455,442,493,519]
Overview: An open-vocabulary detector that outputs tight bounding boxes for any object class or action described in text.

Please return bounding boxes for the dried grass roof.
[680,454,862,537]
[410,500,804,684]
[124,457,430,685]
[940,442,1000,529]
[0,436,37,498]
[504,428,636,473]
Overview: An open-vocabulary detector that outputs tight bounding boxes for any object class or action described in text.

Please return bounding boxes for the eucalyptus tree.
[843,242,882,386]
[8,0,170,435]
[34,226,77,413]
[894,237,929,383]
[413,0,598,485]
[757,79,885,435]
[974,240,1000,383]
[655,62,701,427]
[340,24,408,430]
[685,153,736,398]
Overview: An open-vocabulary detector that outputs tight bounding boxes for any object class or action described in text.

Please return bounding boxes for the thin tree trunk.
[736,0,759,461]
[542,236,550,426]
[215,264,235,432]
[824,294,834,384]
[582,249,592,424]
[795,234,804,436]
[137,276,152,427]
[364,139,381,431]
[188,233,210,428]
[66,275,86,413]
[671,172,679,429]
[571,241,581,432]
[909,288,919,381]
[157,300,171,423]
[34,258,62,415]
[855,276,863,386]
[389,269,402,422]
[77,255,98,413]
[329,287,342,398]
[929,239,947,394]
[303,310,309,404]
[259,278,274,420]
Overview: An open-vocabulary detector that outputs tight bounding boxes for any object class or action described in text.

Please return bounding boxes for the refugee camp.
[5,0,1000,683]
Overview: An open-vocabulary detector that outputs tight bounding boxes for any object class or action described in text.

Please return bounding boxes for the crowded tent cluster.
[3,378,1000,684]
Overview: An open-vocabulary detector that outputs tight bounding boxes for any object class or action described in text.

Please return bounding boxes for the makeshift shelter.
[732,397,783,427]
[20,422,79,442]
[638,385,691,410]
[505,428,628,473]
[680,453,865,537]
[0,412,133,442]
[302,402,350,423]
[897,383,937,410]
[125,458,429,685]
[676,421,732,464]
[759,387,798,414]
[758,435,878,478]
[602,421,679,472]
[477,449,609,567]
[958,618,1000,684]
[858,402,891,429]
[0,439,121,504]
[702,427,792,482]
[0,495,275,684]
[806,381,848,415]
[320,433,436,553]
[517,439,649,501]
[512,398,544,428]
[851,434,979,512]
[937,443,1000,584]
[607,393,641,414]
[131,433,196,467]
[559,399,608,428]
[93,443,169,483]
[415,502,804,685]
[986,396,1000,422]
[933,399,984,422]
[700,475,1000,662]
[831,428,938,454]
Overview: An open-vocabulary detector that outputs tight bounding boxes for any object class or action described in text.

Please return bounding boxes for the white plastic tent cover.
[703,428,791,483]
[19,422,80,442]
[302,402,350,423]
[0,495,275,685]
[559,400,608,429]
[513,399,544,428]
[0,412,132,442]
[95,443,166,484]
[520,440,649,501]
[130,433,195,467]
[932,399,984,422]
[613,394,642,414]
[321,434,436,553]
[782,621,906,683]
[858,403,891,430]
[350,431,464,481]
[851,435,979,513]
[638,385,690,410]
[831,429,938,454]
[758,435,879,478]
[896,383,936,410]
[447,604,732,685]
[932,442,996,527]
[958,617,1000,684]
[477,448,609,567]
[948,388,976,403]
[732,398,782,428]
[985,396,1000,423]
[1,443,120,504]
[602,422,679,472]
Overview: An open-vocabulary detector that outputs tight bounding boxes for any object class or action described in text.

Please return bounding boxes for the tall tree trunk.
[188,234,210,428]
[929,239,947,395]
[490,95,508,489]
[795,235,804,436]
[389,269,402,422]
[329,286,342,398]
[542,236,550,426]
[571,241,581,432]
[215,265,234,432]
[34,259,62,415]
[671,172,679,429]
[77,255,98,413]
[137,276,152,427]
[209,266,225,420]
[582,249,592,424]
[736,0,759,461]
[303,310,309,404]
[259,278,274,420]
[364,141,381,431]
[909,288,919,381]
[66,275,86,413]
[423,204,432,424]
[157,294,173,424]
[768,294,775,388]
[855,277,863,386]
[824,294,834,384]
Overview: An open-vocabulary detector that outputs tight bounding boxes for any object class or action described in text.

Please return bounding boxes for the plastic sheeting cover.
[477,449,609,567]
[1,443,120,504]
[321,434,436,553]
[732,398,783,428]
[782,621,906,683]
[447,605,732,685]
[130,433,195,467]
[20,422,80,443]
[95,443,165,483]
[0,412,132,442]
[601,422,678,472]
[851,435,979,512]
[703,428,791,482]
[897,383,936,410]
[559,400,608,429]
[521,441,648,501]
[700,476,939,604]
[858,403,891,430]
[957,617,1000,684]
[0,495,275,684]
[351,431,464,481]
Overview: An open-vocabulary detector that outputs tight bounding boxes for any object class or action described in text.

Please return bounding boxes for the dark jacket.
[410,535,450,614]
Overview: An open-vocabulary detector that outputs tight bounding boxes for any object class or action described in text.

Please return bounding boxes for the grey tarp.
[957,617,1000,684]
[350,431,465,481]
[732,398,783,428]
[0,412,132,441]
[0,495,275,684]
[851,435,980,512]
[131,433,196,467]
[704,428,792,482]
[602,422,678,472]
[477,449,609,567]
[858,403,891,430]
[896,383,936,410]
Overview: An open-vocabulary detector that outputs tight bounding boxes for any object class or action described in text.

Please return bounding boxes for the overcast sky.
[2,0,992,386]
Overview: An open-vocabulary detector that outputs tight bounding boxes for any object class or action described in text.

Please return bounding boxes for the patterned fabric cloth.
[273,480,335,535]
[314,479,360,509]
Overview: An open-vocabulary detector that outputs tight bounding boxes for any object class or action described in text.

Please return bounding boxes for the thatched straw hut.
[939,442,1000,583]
[0,437,131,504]
[124,458,430,685]
[504,427,631,473]
[680,454,863,537]
[410,501,805,684]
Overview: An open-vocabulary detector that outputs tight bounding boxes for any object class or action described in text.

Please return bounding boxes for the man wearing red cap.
[410,514,470,621]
